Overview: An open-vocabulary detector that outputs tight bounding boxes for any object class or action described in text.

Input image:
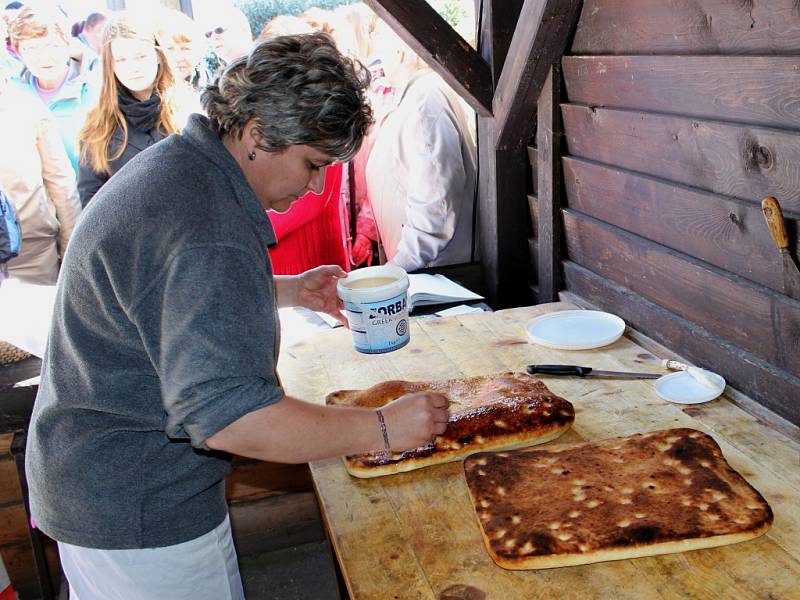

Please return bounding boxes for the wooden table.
[277,302,800,600]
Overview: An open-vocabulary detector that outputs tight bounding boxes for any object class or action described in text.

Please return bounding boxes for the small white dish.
[526,310,626,350]
[655,370,726,405]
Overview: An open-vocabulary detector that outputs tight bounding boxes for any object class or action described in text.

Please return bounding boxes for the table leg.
[11,430,57,600]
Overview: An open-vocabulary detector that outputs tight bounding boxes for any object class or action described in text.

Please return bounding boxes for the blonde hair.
[259,15,314,40]
[79,12,179,175]
[156,8,203,47]
[299,7,335,34]
[8,5,69,52]
[333,4,376,62]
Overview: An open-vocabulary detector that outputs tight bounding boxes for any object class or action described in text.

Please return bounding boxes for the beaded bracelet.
[376,409,391,452]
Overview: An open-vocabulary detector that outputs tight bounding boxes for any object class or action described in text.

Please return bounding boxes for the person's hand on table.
[350,233,373,267]
[380,392,450,451]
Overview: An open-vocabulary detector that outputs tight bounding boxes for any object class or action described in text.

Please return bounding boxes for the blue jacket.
[11,59,98,175]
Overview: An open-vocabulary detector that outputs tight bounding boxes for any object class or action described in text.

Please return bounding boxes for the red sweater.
[267,163,349,275]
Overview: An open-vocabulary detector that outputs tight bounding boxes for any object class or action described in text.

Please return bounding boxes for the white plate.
[655,370,726,405]
[526,310,626,350]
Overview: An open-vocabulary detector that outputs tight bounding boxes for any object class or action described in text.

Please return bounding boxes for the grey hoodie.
[26,114,283,549]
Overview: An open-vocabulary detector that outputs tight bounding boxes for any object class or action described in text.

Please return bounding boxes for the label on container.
[343,291,410,354]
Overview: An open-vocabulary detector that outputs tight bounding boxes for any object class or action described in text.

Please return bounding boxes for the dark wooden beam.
[365,0,493,116]
[494,0,581,151]
[536,65,564,302]
[477,0,525,86]
[476,0,532,307]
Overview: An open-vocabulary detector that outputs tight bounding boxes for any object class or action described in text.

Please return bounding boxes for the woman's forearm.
[205,395,383,462]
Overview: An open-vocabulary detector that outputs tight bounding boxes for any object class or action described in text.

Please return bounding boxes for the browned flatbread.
[326,372,574,478]
[464,428,773,569]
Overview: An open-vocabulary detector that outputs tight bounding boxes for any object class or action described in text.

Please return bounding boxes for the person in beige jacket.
[0,69,81,284]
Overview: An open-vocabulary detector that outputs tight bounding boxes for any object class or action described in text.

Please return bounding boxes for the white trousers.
[57,515,245,600]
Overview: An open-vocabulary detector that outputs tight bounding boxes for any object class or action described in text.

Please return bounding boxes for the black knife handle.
[527,365,593,376]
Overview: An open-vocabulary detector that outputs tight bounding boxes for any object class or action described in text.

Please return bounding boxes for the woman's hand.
[350,233,374,267]
[379,392,450,451]
[276,265,347,324]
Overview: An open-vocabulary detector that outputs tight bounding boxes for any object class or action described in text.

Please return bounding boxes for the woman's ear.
[243,118,262,147]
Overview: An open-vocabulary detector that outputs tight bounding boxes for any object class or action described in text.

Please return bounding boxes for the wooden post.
[536,65,563,303]
[479,0,580,307]
[476,0,529,307]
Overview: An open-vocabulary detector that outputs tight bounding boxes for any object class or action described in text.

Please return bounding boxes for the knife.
[527,364,662,379]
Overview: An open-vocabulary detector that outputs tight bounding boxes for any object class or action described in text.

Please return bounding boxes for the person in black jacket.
[77,12,182,207]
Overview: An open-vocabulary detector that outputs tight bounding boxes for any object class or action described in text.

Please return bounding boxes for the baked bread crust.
[464,428,773,569]
[326,372,574,478]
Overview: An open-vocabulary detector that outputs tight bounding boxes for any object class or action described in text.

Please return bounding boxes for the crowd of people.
[0,1,477,286]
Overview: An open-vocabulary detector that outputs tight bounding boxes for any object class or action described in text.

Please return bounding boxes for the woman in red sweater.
[267,162,349,275]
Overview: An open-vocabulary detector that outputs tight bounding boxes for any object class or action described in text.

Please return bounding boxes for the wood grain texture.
[561,289,800,440]
[564,261,800,427]
[527,145,538,194]
[228,491,324,556]
[563,210,800,376]
[562,55,800,131]
[276,307,800,597]
[453,308,800,559]
[494,0,582,150]
[527,236,538,282]
[561,104,800,213]
[225,460,312,503]
[0,502,27,546]
[527,194,538,235]
[364,0,492,116]
[537,66,564,303]
[562,156,800,292]
[572,0,800,55]
[0,459,20,505]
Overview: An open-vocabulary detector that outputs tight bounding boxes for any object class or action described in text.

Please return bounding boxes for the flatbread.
[326,372,574,478]
[464,428,773,569]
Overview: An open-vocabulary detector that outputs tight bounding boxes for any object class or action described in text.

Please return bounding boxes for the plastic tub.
[337,265,410,354]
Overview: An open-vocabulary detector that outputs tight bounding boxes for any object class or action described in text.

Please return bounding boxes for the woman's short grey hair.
[202,33,373,162]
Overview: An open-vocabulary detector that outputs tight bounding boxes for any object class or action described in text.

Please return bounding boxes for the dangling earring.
[248,150,257,161]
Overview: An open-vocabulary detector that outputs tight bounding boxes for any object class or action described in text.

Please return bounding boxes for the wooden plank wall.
[547,0,800,425]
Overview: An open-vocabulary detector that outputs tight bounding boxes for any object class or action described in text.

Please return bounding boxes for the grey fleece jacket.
[25,114,284,549]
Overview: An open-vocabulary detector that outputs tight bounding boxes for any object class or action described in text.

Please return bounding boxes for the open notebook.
[407,273,483,308]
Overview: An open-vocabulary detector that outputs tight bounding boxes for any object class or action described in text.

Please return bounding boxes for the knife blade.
[527,364,662,379]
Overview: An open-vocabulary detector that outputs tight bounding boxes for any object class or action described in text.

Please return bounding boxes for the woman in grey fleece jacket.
[26,33,450,600]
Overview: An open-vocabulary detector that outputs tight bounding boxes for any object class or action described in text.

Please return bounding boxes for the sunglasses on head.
[205,26,225,38]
